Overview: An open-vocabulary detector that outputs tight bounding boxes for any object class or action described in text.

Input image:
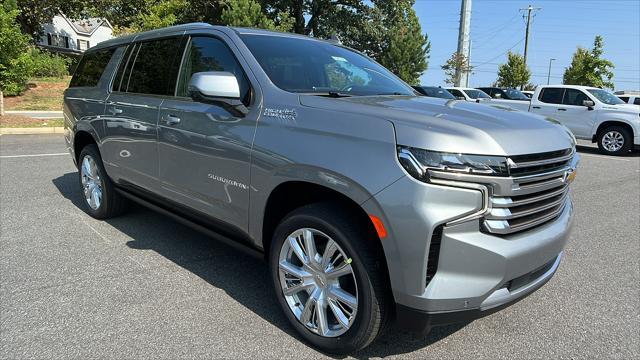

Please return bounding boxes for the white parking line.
[578,153,633,162]
[0,152,68,159]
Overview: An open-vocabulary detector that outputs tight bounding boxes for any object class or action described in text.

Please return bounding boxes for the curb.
[0,127,64,135]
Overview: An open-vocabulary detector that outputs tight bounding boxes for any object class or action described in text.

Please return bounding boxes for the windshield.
[463,89,491,99]
[239,34,414,96]
[505,88,529,100]
[587,89,625,105]
[422,87,455,99]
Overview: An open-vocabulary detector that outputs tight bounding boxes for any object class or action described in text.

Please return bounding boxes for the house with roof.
[38,14,114,54]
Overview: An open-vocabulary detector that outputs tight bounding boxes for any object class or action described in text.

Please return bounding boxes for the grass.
[0,115,64,128]
[3,77,70,111]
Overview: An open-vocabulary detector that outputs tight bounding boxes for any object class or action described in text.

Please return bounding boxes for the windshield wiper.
[301,91,353,98]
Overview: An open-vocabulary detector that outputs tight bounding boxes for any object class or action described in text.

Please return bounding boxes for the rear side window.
[125,37,184,95]
[562,89,589,106]
[69,48,116,88]
[634,98,640,105]
[448,89,463,97]
[539,88,564,104]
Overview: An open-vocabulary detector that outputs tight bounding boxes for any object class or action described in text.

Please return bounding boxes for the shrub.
[28,48,70,78]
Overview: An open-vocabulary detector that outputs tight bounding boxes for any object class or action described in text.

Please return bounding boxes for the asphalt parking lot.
[0,134,638,359]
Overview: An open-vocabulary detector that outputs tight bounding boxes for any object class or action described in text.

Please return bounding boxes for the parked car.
[64,24,579,353]
[617,95,640,106]
[478,87,531,101]
[413,86,455,99]
[446,87,491,102]
[522,90,534,99]
[525,85,640,155]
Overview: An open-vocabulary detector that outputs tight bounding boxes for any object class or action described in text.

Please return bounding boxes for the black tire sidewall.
[269,206,382,354]
[598,126,632,155]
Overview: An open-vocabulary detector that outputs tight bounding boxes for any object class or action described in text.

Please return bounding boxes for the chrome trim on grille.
[508,149,574,168]
[430,149,579,235]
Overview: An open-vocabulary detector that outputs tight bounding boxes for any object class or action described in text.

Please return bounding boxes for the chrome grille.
[483,149,575,235]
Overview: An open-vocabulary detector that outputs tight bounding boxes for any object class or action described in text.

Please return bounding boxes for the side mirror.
[188,71,248,116]
[494,93,502,99]
[189,71,241,99]
[457,96,466,100]
[583,99,595,108]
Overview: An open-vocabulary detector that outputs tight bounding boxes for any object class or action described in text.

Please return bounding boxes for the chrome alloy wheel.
[278,228,358,337]
[602,131,625,152]
[80,155,103,210]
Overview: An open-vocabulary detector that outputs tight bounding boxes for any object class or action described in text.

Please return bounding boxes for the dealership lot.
[0,134,638,359]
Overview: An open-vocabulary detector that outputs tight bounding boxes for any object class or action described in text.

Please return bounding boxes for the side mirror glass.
[583,99,595,107]
[188,71,240,100]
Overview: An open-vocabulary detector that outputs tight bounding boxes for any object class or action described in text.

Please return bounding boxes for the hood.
[299,95,575,156]
[602,103,640,114]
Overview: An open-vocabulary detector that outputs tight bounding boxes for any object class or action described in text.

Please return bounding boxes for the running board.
[115,188,265,260]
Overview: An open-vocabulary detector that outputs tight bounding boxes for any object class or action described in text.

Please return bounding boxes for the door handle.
[108,107,123,115]
[557,108,567,111]
[164,115,181,126]
[531,106,541,109]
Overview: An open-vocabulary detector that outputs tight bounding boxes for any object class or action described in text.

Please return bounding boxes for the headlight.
[397,146,509,181]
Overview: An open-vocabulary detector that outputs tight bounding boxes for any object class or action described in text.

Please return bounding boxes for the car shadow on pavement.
[53,172,465,358]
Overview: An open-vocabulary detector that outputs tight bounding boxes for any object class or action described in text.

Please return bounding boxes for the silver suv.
[64,24,578,354]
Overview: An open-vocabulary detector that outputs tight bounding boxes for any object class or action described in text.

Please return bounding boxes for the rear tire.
[269,202,390,354]
[597,125,631,155]
[78,144,127,219]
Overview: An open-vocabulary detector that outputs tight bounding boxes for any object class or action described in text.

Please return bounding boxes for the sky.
[414,0,640,91]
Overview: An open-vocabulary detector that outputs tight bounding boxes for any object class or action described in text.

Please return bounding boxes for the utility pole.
[520,4,541,89]
[547,58,556,85]
[456,0,472,87]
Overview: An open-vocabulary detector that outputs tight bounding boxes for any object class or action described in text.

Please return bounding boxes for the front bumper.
[396,252,562,333]
[362,171,574,330]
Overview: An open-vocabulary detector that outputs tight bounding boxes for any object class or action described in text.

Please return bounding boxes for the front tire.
[269,203,390,354]
[597,126,632,155]
[78,144,127,219]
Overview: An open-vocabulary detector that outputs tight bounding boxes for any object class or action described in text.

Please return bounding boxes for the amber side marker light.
[369,214,388,239]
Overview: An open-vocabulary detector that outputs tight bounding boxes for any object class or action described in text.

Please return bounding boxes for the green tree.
[12,0,87,42]
[0,4,32,95]
[374,1,429,84]
[220,0,293,31]
[563,35,614,89]
[496,51,531,88]
[441,52,471,85]
[119,0,188,34]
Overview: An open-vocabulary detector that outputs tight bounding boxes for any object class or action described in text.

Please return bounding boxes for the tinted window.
[562,89,590,106]
[634,98,640,105]
[539,88,564,104]
[415,87,455,99]
[126,37,183,95]
[69,48,116,88]
[176,36,250,103]
[448,89,464,97]
[464,89,491,99]
[240,34,413,96]
[113,44,137,92]
[504,88,529,100]
[618,96,629,102]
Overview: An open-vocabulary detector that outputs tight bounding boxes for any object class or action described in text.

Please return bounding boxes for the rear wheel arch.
[73,130,98,165]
